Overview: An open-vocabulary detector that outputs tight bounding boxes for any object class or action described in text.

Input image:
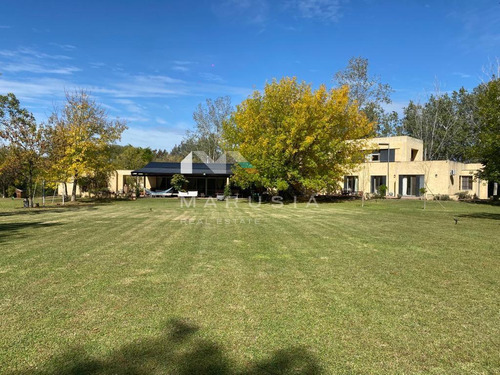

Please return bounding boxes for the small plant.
[171,174,188,192]
[456,191,471,201]
[435,194,450,201]
[223,184,232,197]
[376,184,387,198]
[7,186,17,198]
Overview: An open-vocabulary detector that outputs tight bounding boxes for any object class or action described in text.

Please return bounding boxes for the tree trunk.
[28,163,34,208]
[71,175,78,202]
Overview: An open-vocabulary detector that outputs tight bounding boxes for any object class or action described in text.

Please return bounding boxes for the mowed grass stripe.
[0,198,499,374]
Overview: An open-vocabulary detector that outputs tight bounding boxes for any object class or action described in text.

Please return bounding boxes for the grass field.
[1,197,499,374]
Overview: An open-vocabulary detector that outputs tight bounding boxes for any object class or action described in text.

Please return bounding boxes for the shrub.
[377,184,387,198]
[434,194,450,201]
[223,184,231,197]
[7,186,17,198]
[456,191,471,200]
[419,187,427,198]
[171,174,188,192]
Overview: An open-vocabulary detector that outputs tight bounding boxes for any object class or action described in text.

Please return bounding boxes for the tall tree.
[48,90,126,201]
[0,145,20,198]
[334,56,394,135]
[223,77,373,195]
[111,145,154,170]
[401,88,480,162]
[190,96,232,160]
[0,93,46,207]
[475,78,500,184]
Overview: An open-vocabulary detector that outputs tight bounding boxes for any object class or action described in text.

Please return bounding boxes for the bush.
[434,194,451,201]
[456,191,471,200]
[377,184,387,198]
[171,174,188,192]
[7,186,17,198]
[223,184,231,197]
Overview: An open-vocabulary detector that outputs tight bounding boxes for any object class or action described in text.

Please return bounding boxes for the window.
[379,148,395,162]
[460,176,473,190]
[399,175,425,196]
[411,149,418,161]
[371,176,387,193]
[370,153,380,161]
[344,176,358,192]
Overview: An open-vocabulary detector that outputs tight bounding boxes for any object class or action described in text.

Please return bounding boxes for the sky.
[1,0,499,150]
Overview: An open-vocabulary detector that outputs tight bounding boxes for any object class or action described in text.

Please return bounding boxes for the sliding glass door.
[399,175,424,196]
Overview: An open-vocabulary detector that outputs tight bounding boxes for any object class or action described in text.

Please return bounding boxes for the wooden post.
[42,180,45,207]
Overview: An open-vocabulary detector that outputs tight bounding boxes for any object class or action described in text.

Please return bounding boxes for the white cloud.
[113,98,147,114]
[172,60,195,65]
[0,47,78,78]
[0,76,68,99]
[2,62,80,75]
[50,43,77,51]
[155,117,167,124]
[172,66,189,72]
[199,72,225,83]
[90,62,106,69]
[452,72,471,79]
[290,0,344,22]
[120,125,186,150]
[212,0,270,26]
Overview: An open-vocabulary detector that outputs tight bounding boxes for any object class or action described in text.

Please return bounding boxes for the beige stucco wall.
[58,170,142,196]
[366,136,424,162]
[349,156,488,199]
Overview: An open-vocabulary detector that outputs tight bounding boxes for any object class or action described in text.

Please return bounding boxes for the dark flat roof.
[131,162,233,176]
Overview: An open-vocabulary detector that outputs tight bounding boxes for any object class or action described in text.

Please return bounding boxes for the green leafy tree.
[0,93,46,207]
[401,88,480,162]
[112,145,154,170]
[0,146,20,198]
[475,78,500,184]
[171,174,188,192]
[223,77,373,195]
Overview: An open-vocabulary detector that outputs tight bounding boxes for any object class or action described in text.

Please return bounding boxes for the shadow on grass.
[0,222,62,243]
[9,319,322,375]
[0,205,100,217]
[458,213,500,221]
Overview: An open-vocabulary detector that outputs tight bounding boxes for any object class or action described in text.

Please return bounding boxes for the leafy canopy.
[47,90,126,200]
[0,93,46,206]
[475,78,500,182]
[223,77,373,194]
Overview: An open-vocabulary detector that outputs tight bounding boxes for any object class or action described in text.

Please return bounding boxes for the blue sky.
[1,0,499,150]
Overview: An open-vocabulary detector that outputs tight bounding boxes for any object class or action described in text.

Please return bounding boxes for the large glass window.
[379,149,395,162]
[399,175,425,196]
[344,176,359,192]
[371,176,387,193]
[460,176,473,190]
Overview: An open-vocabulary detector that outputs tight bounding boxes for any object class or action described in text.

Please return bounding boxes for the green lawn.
[1,197,499,374]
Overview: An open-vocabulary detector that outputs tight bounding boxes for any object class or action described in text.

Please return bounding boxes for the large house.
[65,136,495,200]
[344,136,490,199]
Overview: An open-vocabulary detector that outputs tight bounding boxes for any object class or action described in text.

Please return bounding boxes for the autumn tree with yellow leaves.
[223,77,374,195]
[47,90,126,201]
